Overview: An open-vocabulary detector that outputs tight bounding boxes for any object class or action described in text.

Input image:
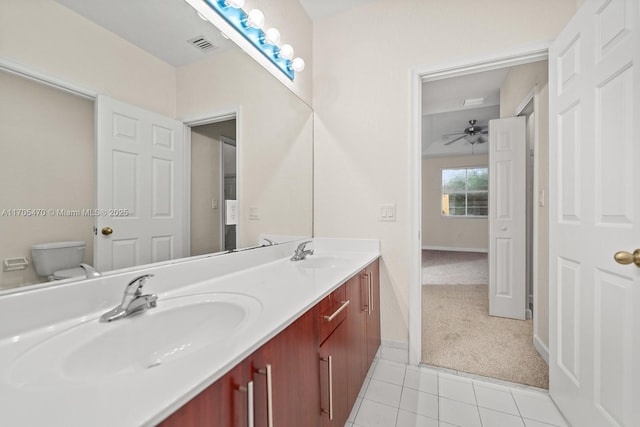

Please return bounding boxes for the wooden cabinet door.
[252,306,320,427]
[159,361,252,427]
[365,259,381,367]
[319,320,349,427]
[346,274,367,407]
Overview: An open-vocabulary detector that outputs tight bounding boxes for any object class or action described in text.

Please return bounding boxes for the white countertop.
[0,238,379,426]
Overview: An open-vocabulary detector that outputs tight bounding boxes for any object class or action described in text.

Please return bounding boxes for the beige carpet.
[422,284,548,388]
[422,250,488,285]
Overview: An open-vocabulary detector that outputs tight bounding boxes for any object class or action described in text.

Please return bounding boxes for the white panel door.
[95,96,184,272]
[549,0,639,425]
[488,116,527,320]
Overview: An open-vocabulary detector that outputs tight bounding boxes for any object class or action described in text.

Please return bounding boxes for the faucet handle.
[125,274,154,296]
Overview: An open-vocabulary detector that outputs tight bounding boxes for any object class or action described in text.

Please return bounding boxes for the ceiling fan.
[442,119,488,145]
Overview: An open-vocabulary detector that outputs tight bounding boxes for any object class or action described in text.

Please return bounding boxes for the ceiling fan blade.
[443,135,466,145]
[480,130,488,134]
[442,132,466,137]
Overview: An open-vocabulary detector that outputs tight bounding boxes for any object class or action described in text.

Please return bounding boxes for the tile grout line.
[471,382,484,427]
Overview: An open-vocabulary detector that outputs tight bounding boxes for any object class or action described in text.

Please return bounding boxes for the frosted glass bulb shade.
[224,0,244,8]
[278,44,294,60]
[264,28,281,45]
[291,57,305,72]
[246,9,265,29]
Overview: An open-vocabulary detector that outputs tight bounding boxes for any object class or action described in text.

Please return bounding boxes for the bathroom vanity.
[0,238,380,427]
[159,258,380,427]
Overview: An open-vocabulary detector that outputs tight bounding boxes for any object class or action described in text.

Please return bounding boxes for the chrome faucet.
[291,240,314,261]
[100,274,157,322]
[263,238,276,246]
[80,263,101,278]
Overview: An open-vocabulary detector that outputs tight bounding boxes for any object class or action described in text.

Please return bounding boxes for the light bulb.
[245,9,265,29]
[291,57,305,72]
[263,28,280,45]
[278,44,294,60]
[224,0,244,8]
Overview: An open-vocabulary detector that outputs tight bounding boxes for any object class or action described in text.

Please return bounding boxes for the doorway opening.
[187,116,238,256]
[413,52,550,388]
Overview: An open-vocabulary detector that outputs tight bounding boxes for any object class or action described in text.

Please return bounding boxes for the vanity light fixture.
[278,44,294,60]
[202,0,305,80]
[224,0,244,7]
[263,28,281,46]
[245,9,265,29]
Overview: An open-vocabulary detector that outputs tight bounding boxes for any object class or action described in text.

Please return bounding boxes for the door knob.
[613,249,640,268]
[101,227,113,236]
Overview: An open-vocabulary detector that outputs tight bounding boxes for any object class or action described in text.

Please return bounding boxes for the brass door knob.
[613,249,640,268]
[101,227,113,236]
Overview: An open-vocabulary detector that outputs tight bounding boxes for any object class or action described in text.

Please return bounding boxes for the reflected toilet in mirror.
[31,241,97,282]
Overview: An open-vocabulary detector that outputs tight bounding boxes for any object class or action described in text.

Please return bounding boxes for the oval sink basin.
[7,292,261,390]
[294,256,347,269]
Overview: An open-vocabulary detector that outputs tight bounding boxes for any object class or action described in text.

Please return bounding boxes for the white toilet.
[31,241,93,281]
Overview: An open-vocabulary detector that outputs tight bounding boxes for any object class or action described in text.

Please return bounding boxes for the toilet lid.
[53,266,86,279]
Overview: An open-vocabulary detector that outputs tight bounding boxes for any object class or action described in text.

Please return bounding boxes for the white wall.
[177,48,313,248]
[422,155,489,251]
[313,0,577,345]
[0,0,176,117]
[0,71,94,290]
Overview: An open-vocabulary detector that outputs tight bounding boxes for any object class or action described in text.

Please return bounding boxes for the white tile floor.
[346,350,570,427]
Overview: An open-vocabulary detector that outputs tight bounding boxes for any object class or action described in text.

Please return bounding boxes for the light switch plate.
[379,204,396,222]
[249,206,260,220]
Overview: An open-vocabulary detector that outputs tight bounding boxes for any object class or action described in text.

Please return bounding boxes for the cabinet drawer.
[318,284,348,345]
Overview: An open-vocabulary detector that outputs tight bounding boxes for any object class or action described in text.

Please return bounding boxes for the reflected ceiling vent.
[187,36,217,53]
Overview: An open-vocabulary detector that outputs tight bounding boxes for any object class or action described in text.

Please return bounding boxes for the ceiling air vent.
[187,36,217,53]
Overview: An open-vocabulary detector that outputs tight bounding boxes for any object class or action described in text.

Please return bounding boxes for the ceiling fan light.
[466,134,481,144]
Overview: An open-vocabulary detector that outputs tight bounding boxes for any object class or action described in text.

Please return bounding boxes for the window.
[441,167,488,217]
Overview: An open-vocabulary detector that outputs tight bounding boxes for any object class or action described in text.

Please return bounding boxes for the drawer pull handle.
[320,356,334,420]
[237,381,255,427]
[367,271,373,316]
[324,300,350,322]
[256,365,273,427]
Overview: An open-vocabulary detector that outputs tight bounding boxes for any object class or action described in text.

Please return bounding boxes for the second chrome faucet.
[291,241,314,261]
[100,274,157,322]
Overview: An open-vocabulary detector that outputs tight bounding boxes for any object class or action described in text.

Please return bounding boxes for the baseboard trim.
[380,340,410,365]
[422,246,488,253]
[534,335,549,365]
[381,340,408,350]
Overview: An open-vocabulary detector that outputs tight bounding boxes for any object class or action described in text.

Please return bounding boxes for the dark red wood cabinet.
[365,259,381,368]
[158,259,380,427]
[346,274,367,406]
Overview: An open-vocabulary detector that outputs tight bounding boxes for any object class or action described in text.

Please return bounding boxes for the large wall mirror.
[0,0,313,293]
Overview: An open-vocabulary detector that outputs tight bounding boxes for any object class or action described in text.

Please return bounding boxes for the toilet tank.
[31,241,86,276]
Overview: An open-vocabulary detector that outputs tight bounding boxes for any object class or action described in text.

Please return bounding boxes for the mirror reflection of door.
[221,136,237,251]
[189,120,237,256]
